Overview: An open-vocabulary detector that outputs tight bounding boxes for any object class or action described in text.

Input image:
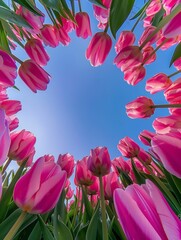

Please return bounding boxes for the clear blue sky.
[8,1,175,162]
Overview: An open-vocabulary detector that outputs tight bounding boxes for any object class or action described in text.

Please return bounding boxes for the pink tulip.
[6,115,19,131]
[139,130,155,146]
[75,12,92,39]
[163,11,181,38]
[124,65,146,85]
[117,137,140,158]
[0,49,17,87]
[164,78,181,103]
[142,46,156,65]
[114,180,181,240]
[41,24,59,48]
[86,32,112,66]
[115,31,135,54]
[18,60,51,93]
[139,26,161,47]
[156,35,177,50]
[112,157,130,174]
[57,153,75,178]
[9,129,36,163]
[137,148,152,164]
[61,16,75,33]
[0,109,10,166]
[126,96,155,119]
[174,57,181,70]
[55,26,71,46]
[66,187,74,200]
[87,178,99,195]
[13,157,67,214]
[153,115,181,134]
[43,154,55,162]
[0,99,21,116]
[0,86,8,101]
[75,156,96,186]
[151,133,181,178]
[146,0,162,16]
[114,46,143,71]
[146,73,172,94]
[103,172,122,200]
[25,38,50,66]
[87,146,111,177]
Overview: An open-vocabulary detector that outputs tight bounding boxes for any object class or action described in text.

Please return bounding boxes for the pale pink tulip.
[41,24,59,48]
[75,156,96,186]
[0,109,10,166]
[114,180,181,240]
[86,32,112,66]
[0,49,17,87]
[13,157,67,214]
[117,137,140,158]
[9,129,36,163]
[87,147,111,177]
[75,12,92,39]
[151,133,181,178]
[115,31,135,54]
[57,153,75,178]
[18,60,51,93]
[146,73,172,94]
[126,96,155,119]
[164,78,181,103]
[112,157,130,174]
[25,38,50,66]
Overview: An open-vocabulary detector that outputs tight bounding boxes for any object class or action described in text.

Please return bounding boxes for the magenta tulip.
[117,136,140,158]
[75,12,92,39]
[13,157,67,214]
[57,153,75,178]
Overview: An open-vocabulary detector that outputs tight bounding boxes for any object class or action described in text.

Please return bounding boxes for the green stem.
[140,4,181,49]
[10,53,23,64]
[168,70,181,78]
[72,186,80,227]
[70,0,75,15]
[4,211,27,240]
[104,24,109,33]
[99,176,108,240]
[78,0,82,12]
[151,104,181,108]
[2,157,11,174]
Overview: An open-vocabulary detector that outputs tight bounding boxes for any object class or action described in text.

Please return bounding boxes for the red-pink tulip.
[18,60,51,93]
[87,146,111,177]
[57,153,75,178]
[86,32,112,67]
[56,26,71,46]
[124,65,146,85]
[75,156,96,186]
[112,157,130,174]
[139,26,160,47]
[114,180,181,240]
[126,96,155,119]
[115,31,135,54]
[9,129,36,163]
[66,187,74,200]
[142,46,156,65]
[75,12,92,39]
[137,148,152,164]
[13,157,67,214]
[164,78,181,103]
[146,73,172,94]
[0,99,21,116]
[43,154,55,162]
[87,178,99,195]
[117,137,140,158]
[103,172,122,200]
[0,109,10,166]
[139,130,155,146]
[0,49,17,87]
[151,133,181,178]
[6,115,19,131]
[25,38,50,66]
[146,0,162,16]
[41,24,59,48]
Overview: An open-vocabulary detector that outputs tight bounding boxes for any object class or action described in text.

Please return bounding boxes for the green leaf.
[109,0,135,38]
[86,202,100,240]
[0,6,32,28]
[82,187,93,221]
[75,223,89,240]
[28,222,42,240]
[0,21,10,52]
[130,0,150,20]
[152,7,165,27]
[13,0,43,15]
[38,215,54,240]
[87,0,106,8]
[40,0,62,12]
[170,42,181,67]
[59,0,75,22]
[54,217,73,240]
[131,158,145,184]
[0,0,10,9]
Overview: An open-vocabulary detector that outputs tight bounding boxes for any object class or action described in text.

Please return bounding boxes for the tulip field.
[0,0,181,239]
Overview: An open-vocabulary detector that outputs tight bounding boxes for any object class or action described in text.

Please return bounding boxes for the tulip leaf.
[0,6,32,28]
[12,0,43,15]
[28,222,42,240]
[75,223,89,240]
[59,0,75,22]
[130,0,150,20]
[40,0,62,11]
[152,7,165,27]
[82,187,93,221]
[169,42,181,67]
[86,202,100,240]
[0,0,10,9]
[38,215,54,240]
[171,174,181,195]
[0,21,10,52]
[109,0,135,38]
[87,0,106,8]
[54,217,73,240]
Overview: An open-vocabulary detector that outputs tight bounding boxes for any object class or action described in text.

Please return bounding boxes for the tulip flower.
[0,109,10,166]
[124,64,146,85]
[114,180,181,240]
[87,178,99,195]
[139,130,155,146]
[87,146,111,177]
[9,129,36,163]
[0,49,17,87]
[41,24,59,48]
[163,11,181,38]
[18,60,51,93]
[126,96,155,119]
[0,100,22,116]
[13,157,67,214]
[142,46,156,65]
[57,153,75,178]
[117,136,140,158]
[75,12,92,39]
[151,133,181,178]
[25,38,50,66]
[115,31,135,54]
[112,157,130,174]
[86,32,112,67]
[138,26,160,47]
[164,78,181,103]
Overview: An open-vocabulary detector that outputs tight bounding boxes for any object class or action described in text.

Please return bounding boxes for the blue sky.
[7,1,175,162]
